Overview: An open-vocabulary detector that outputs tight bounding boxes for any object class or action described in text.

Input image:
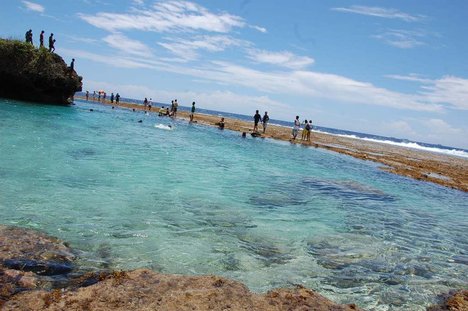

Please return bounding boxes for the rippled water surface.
[0,99,467,310]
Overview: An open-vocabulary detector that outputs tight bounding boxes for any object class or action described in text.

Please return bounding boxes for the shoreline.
[76,96,468,192]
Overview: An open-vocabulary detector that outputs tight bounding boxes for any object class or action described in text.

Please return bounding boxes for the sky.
[1,0,468,149]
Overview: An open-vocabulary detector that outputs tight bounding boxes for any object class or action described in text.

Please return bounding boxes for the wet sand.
[78,97,468,192]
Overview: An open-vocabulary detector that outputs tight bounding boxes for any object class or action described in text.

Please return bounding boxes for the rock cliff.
[0,39,82,104]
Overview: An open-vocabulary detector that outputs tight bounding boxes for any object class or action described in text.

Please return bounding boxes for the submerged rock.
[2,269,361,311]
[0,39,82,104]
[0,225,76,303]
[426,290,468,311]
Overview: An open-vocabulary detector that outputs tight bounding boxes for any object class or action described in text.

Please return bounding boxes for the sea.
[0,97,467,311]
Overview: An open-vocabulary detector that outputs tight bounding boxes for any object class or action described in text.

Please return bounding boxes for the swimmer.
[216,117,225,130]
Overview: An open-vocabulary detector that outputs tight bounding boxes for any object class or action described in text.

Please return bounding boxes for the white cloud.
[426,119,462,135]
[22,1,45,13]
[103,33,153,58]
[332,5,424,22]
[159,35,247,60]
[70,49,441,111]
[421,76,468,110]
[246,49,314,69]
[385,73,432,83]
[387,74,468,110]
[195,61,441,111]
[373,29,425,49]
[132,0,144,5]
[78,0,246,33]
[65,47,468,113]
[250,25,267,33]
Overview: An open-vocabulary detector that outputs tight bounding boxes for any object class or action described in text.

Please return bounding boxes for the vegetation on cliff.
[0,38,82,104]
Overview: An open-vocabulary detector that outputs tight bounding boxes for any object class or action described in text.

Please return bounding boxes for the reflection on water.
[0,99,467,311]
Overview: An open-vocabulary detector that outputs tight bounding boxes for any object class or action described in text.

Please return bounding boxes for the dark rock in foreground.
[0,39,82,104]
[2,269,361,311]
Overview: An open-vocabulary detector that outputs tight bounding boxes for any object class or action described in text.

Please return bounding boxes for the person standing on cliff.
[69,59,75,74]
[25,29,33,44]
[115,93,120,103]
[85,91,89,101]
[48,33,54,52]
[110,93,115,103]
[39,30,44,47]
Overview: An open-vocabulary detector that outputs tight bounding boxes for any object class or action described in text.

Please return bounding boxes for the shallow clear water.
[0,98,467,310]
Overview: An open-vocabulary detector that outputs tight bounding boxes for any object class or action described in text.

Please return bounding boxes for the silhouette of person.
[39,30,44,47]
[69,59,75,71]
[25,29,33,44]
[48,33,54,52]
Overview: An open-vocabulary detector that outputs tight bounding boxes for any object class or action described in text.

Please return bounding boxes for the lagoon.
[0,98,467,310]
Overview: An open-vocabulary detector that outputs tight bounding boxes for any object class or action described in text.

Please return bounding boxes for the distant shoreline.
[75,96,468,192]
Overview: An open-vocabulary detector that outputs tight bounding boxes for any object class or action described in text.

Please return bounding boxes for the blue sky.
[2,0,468,149]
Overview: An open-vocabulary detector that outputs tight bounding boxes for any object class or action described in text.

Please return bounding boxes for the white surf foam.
[154,124,173,130]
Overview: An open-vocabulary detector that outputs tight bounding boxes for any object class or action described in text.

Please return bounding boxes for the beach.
[80,97,468,193]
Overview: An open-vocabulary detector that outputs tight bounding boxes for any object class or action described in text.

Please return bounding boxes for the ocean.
[0,97,467,310]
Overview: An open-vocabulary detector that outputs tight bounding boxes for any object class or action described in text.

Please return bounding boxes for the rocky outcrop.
[2,269,361,311]
[0,39,82,104]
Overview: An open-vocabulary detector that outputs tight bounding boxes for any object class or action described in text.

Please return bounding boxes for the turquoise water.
[0,98,467,310]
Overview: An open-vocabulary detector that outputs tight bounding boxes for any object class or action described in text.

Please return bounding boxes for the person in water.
[216,117,225,130]
[159,106,166,116]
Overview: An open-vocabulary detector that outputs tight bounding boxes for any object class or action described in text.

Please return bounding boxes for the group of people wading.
[25,29,55,52]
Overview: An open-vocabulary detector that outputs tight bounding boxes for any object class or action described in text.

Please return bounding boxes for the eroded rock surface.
[2,269,361,311]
